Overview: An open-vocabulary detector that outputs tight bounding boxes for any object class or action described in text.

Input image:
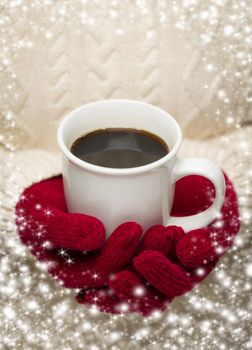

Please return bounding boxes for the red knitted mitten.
[76,174,240,315]
[15,173,240,316]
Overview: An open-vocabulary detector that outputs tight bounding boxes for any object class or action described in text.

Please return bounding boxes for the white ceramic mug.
[57,99,225,236]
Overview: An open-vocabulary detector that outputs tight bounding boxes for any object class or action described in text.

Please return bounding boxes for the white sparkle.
[246,263,252,277]
[92,273,99,280]
[195,268,206,277]
[3,306,16,320]
[133,286,145,297]
[224,25,234,36]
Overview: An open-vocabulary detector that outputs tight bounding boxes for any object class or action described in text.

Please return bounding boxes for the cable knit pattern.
[135,11,161,107]
[45,23,72,121]
[0,1,250,150]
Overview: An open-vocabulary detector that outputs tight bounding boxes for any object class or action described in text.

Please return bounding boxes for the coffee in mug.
[70,128,169,169]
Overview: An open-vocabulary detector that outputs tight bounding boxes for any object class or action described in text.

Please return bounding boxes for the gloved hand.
[15,173,240,316]
[15,176,143,289]
[76,174,240,316]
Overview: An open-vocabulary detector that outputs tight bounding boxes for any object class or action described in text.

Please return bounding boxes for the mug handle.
[167,157,226,232]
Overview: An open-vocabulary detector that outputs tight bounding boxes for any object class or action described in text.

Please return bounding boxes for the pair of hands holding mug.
[16,173,239,316]
[16,101,238,315]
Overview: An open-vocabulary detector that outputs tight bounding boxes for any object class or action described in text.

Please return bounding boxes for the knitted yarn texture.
[15,173,240,316]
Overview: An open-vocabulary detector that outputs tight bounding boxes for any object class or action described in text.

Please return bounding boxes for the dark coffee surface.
[70,128,169,168]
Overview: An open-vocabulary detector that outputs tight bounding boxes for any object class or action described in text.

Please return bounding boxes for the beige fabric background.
[0,1,252,349]
[1,0,251,152]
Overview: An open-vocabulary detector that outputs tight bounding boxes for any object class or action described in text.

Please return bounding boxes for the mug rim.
[57,99,182,176]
